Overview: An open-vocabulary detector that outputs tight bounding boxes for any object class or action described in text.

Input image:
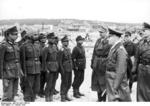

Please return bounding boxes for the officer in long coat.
[106,28,131,101]
[59,35,73,102]
[72,35,86,98]
[20,32,41,102]
[0,26,23,101]
[42,32,59,101]
[123,31,136,92]
[91,27,111,101]
[132,22,150,101]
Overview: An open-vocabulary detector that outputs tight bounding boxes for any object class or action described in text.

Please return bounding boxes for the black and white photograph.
[0,0,150,104]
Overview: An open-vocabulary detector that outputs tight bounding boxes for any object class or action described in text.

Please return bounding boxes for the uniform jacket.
[0,40,23,79]
[20,41,41,75]
[42,44,59,72]
[91,37,111,92]
[59,46,73,74]
[106,41,131,101]
[72,44,86,70]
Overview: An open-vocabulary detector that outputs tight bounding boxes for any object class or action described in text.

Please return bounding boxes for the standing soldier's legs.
[54,72,59,95]
[60,73,67,101]
[39,71,46,97]
[12,78,19,99]
[24,74,34,102]
[72,70,80,98]
[65,72,72,101]
[77,70,84,96]
[2,79,14,101]
[33,74,40,101]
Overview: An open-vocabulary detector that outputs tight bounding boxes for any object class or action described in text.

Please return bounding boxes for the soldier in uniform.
[59,35,73,102]
[132,22,150,101]
[18,30,27,47]
[20,32,41,102]
[38,33,47,98]
[106,28,131,101]
[72,35,86,98]
[42,32,59,101]
[53,36,60,95]
[91,27,111,102]
[0,26,23,101]
[123,31,136,92]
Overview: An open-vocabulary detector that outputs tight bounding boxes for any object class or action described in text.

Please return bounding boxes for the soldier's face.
[48,38,55,43]
[77,40,84,45]
[62,41,69,47]
[108,36,117,45]
[143,29,150,36]
[9,32,18,41]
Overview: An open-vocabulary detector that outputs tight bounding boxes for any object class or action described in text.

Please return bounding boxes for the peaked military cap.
[143,22,150,29]
[47,32,55,39]
[5,26,18,35]
[61,35,69,42]
[108,28,122,37]
[76,35,84,41]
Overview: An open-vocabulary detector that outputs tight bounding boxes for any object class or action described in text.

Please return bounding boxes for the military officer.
[91,26,111,102]
[132,22,150,101]
[123,31,136,92]
[59,35,73,102]
[0,26,23,101]
[20,32,41,102]
[72,35,86,98]
[42,32,59,101]
[106,28,131,101]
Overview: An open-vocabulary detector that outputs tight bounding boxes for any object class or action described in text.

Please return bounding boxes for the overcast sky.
[0,0,150,23]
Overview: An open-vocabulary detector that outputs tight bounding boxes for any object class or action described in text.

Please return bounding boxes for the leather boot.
[77,89,84,96]
[73,89,80,98]
[49,95,53,102]
[65,94,72,101]
[45,96,50,102]
[61,95,66,102]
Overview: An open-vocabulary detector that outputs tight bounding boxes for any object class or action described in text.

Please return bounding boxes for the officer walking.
[72,35,86,98]
[0,26,23,101]
[20,32,41,102]
[91,26,111,102]
[42,32,59,101]
[132,22,150,101]
[106,28,131,101]
[59,35,73,102]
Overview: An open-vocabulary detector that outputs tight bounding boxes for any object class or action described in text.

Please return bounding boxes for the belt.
[26,58,39,61]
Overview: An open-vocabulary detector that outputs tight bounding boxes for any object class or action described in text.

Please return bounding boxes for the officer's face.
[143,29,150,36]
[100,32,106,38]
[124,35,130,41]
[77,40,84,45]
[41,38,47,43]
[108,35,117,45]
[9,32,18,41]
[48,38,55,43]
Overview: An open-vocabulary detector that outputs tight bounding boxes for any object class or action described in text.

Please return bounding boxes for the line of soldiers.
[0,26,86,102]
[0,22,150,102]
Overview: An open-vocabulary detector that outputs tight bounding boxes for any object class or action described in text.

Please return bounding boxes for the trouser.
[97,91,106,102]
[60,72,72,96]
[39,71,47,95]
[45,72,58,98]
[72,69,84,90]
[23,74,40,102]
[2,78,19,101]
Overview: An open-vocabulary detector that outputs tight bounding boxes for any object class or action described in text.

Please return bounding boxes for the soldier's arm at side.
[114,47,127,90]
[91,40,98,69]
[20,45,27,77]
[71,47,78,70]
[58,50,65,75]
[42,47,48,72]
[0,44,6,79]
